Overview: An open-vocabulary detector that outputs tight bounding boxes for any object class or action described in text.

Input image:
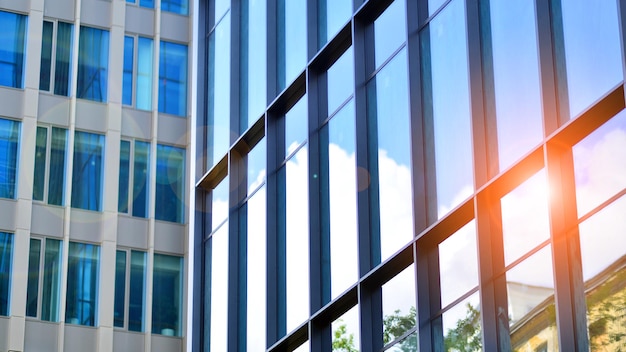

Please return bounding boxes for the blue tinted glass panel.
[122,36,133,106]
[319,0,351,48]
[490,0,543,171]
[562,1,622,119]
[207,225,228,350]
[48,127,67,206]
[211,176,229,231]
[129,250,146,332]
[241,0,266,132]
[71,131,104,211]
[39,21,53,91]
[113,250,126,328]
[118,140,130,213]
[136,37,153,110]
[65,242,99,326]
[132,141,150,218]
[162,0,188,15]
[0,119,20,199]
[207,14,230,169]
[158,41,187,116]
[277,0,307,91]
[77,26,109,102]
[33,127,48,201]
[54,22,73,96]
[423,0,473,219]
[140,0,154,8]
[214,0,229,21]
[41,239,62,322]
[26,239,41,317]
[155,145,185,223]
[247,188,266,351]
[152,254,183,336]
[373,0,406,69]
[0,232,12,316]
[428,0,446,15]
[0,11,26,88]
[247,138,266,193]
[382,265,416,347]
[439,221,478,307]
[327,47,354,116]
[285,96,307,158]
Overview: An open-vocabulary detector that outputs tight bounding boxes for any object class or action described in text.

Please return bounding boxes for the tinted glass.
[65,242,99,326]
[318,0,351,48]
[327,47,354,115]
[152,254,183,336]
[71,131,104,211]
[77,26,109,102]
[382,265,416,348]
[441,293,481,351]
[277,0,307,91]
[48,127,67,206]
[241,0,266,131]
[39,21,53,91]
[206,225,228,351]
[285,96,307,157]
[128,250,146,331]
[211,176,229,231]
[54,22,72,96]
[0,11,26,88]
[114,250,126,328]
[162,0,188,15]
[439,221,478,308]
[136,37,153,110]
[132,141,150,218]
[122,36,133,106]
[373,0,406,68]
[247,187,266,351]
[155,145,185,223]
[33,127,48,201]
[207,13,230,168]
[331,306,359,351]
[41,238,62,321]
[158,41,187,116]
[0,119,20,199]
[0,232,12,316]
[26,239,41,317]
[247,138,266,192]
[118,140,131,213]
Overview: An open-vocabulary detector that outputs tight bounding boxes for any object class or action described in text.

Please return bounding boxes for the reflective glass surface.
[118,140,131,213]
[241,0,266,131]
[39,21,53,91]
[247,186,266,351]
[367,49,413,262]
[128,250,146,331]
[331,306,359,351]
[0,11,26,88]
[285,146,309,332]
[573,110,626,217]
[122,36,134,106]
[439,220,478,308]
[136,37,153,110]
[207,224,228,350]
[33,127,47,201]
[214,0,229,22]
[162,0,188,15]
[561,1,622,118]
[0,232,11,316]
[113,250,126,328]
[490,0,543,171]
[422,0,473,218]
[26,239,41,318]
[132,141,150,218]
[441,293,481,351]
[48,128,67,206]
[71,131,104,211]
[207,13,231,168]
[53,22,72,96]
[285,96,308,157]
[0,118,19,199]
[373,0,406,69]
[77,26,109,102]
[277,0,307,91]
[501,170,550,266]
[428,0,446,16]
[318,0,351,48]
[65,242,99,326]
[155,144,185,223]
[247,138,266,192]
[327,47,354,116]
[382,265,416,349]
[41,238,62,321]
[211,175,229,231]
[158,41,188,116]
[152,253,183,336]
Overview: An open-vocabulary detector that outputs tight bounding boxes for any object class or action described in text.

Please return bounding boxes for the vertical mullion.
[546,0,570,127]
[618,0,626,94]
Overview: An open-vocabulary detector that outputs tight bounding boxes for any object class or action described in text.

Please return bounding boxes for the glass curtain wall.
[0,10,27,88]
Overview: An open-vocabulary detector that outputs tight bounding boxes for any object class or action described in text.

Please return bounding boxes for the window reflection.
[277,0,307,91]
[152,253,183,336]
[327,47,354,116]
[422,0,473,219]
[158,41,188,116]
[247,139,266,193]
[0,232,12,317]
[66,242,99,326]
[206,225,228,349]
[0,11,27,89]
[441,293,481,352]
[373,0,406,68]
[331,306,359,351]
[247,187,266,351]
[71,131,104,211]
[318,0,351,48]
[211,175,229,231]
[382,265,416,348]
[438,220,478,308]
[285,96,308,158]
[77,26,109,102]
[0,118,19,200]
[241,0,266,132]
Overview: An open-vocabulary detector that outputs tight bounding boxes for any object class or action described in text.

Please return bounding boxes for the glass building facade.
[194,0,626,351]
[0,0,191,351]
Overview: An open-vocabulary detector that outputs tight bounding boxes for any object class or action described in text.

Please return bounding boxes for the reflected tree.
[443,303,482,352]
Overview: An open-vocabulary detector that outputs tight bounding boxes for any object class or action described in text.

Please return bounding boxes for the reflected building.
[194,0,626,351]
[0,0,191,351]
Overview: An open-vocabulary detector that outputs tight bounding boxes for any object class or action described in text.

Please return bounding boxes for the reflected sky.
[207,224,228,352]
[285,96,308,157]
[242,0,267,131]
[319,0,351,48]
[439,220,478,308]
[211,175,229,231]
[373,0,406,69]
[247,187,267,351]
[280,0,307,91]
[382,264,416,337]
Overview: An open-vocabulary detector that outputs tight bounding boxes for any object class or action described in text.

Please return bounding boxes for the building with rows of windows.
[194,0,626,351]
[0,0,191,351]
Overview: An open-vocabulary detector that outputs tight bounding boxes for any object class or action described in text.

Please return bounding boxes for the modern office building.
[0,0,192,351]
[194,0,626,351]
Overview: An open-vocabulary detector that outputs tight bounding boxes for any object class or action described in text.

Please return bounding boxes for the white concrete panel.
[124,5,154,37]
[30,203,64,238]
[24,320,60,352]
[0,0,30,14]
[0,200,17,232]
[80,0,112,28]
[160,12,190,43]
[0,317,9,351]
[157,113,188,146]
[114,330,145,352]
[117,216,149,250]
[75,100,108,134]
[43,0,74,21]
[37,94,71,127]
[69,209,104,243]
[151,335,183,352]
[122,108,152,140]
[0,88,24,119]
[64,325,97,352]
[154,221,185,255]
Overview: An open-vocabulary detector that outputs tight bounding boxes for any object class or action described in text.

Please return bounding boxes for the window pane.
[501,170,550,266]
[129,250,146,332]
[41,238,62,322]
[33,127,48,201]
[136,37,153,110]
[247,138,266,192]
[277,0,307,91]
[113,250,126,328]
[0,118,20,199]
[158,41,187,116]
[206,225,228,351]
[162,0,188,15]
[241,0,266,132]
[139,0,154,8]
[152,253,183,336]
[48,127,67,206]
[441,293,481,351]
[39,21,53,91]
[367,49,413,262]
[373,0,406,68]
[331,306,359,351]
[327,47,354,116]
[285,95,307,157]
[118,140,131,213]
[247,188,266,351]
[561,1,622,118]
[422,0,473,218]
[207,13,230,168]
[122,36,133,106]
[0,232,12,316]
[439,220,478,308]
[318,0,351,48]
[66,242,99,326]
[285,146,309,332]
[428,0,446,15]
[382,265,416,348]
[573,110,626,217]
[214,0,229,22]
[54,22,73,96]
[26,239,42,318]
[328,101,358,299]
[155,145,185,223]
[77,26,109,102]
[0,11,27,88]
[132,141,150,218]
[508,246,557,350]
[490,0,543,171]
[211,176,229,231]
[71,131,104,211]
